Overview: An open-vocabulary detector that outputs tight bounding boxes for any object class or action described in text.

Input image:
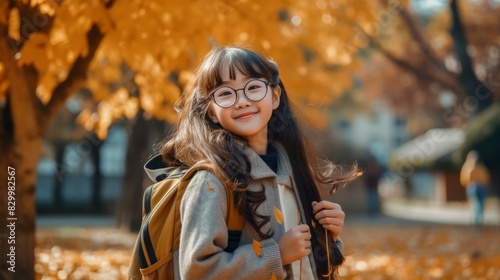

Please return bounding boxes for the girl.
[160,46,359,279]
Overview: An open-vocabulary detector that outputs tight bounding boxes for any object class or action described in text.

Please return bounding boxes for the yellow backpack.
[128,159,244,280]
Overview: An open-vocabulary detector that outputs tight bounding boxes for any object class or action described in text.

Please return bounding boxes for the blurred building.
[330,101,410,213]
[37,126,128,213]
[389,128,466,202]
[388,103,500,202]
[334,101,409,166]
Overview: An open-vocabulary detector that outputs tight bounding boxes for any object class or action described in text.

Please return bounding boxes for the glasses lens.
[213,87,236,107]
[244,80,267,101]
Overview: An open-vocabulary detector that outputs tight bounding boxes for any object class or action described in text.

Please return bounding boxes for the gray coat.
[177,143,342,279]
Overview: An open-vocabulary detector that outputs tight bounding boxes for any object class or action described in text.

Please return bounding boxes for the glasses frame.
[209,79,272,108]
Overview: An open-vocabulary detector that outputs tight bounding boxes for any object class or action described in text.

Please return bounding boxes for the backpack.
[128,156,245,280]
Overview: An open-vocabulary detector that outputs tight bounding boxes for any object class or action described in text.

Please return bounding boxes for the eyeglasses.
[210,79,272,108]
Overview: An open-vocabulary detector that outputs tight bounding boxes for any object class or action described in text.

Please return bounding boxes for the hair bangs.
[197,47,276,96]
[227,48,274,81]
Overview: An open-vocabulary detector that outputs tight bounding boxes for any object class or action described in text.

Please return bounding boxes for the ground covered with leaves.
[35,217,500,280]
[339,219,500,280]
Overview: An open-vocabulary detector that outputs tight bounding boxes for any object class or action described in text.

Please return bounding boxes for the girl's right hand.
[277,224,311,265]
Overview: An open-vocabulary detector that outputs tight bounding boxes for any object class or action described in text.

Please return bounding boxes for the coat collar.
[244,142,293,188]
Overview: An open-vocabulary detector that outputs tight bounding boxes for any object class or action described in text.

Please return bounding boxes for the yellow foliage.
[76,108,95,132]
[18,33,49,72]
[24,0,112,104]
[8,0,391,136]
[76,86,138,138]
[85,76,111,101]
[7,7,20,42]
[38,1,58,16]
[35,74,57,104]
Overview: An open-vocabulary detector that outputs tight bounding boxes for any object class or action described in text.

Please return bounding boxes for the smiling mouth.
[235,112,257,119]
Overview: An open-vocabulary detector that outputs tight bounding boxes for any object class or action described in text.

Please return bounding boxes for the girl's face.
[207,65,281,151]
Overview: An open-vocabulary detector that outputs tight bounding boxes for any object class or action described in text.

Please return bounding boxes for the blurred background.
[1,0,500,279]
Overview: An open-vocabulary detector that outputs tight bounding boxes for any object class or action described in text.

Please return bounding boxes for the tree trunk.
[116,111,168,232]
[116,111,149,232]
[91,136,104,214]
[53,142,66,211]
[449,0,493,114]
[1,15,41,278]
[0,138,41,280]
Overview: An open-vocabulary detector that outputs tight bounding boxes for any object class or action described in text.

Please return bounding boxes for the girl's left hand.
[311,201,345,241]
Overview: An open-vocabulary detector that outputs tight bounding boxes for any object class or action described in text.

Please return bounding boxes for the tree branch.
[41,24,105,129]
[450,0,475,81]
[13,1,56,52]
[356,25,466,96]
[377,43,465,96]
[399,6,449,73]
[40,0,115,129]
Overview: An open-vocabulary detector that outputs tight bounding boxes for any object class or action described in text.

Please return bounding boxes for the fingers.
[316,216,343,226]
[312,200,345,240]
[319,221,342,231]
[304,231,312,241]
[301,235,312,253]
[312,200,341,213]
[312,201,343,218]
[314,208,345,223]
[292,226,313,257]
[315,211,345,222]
[293,225,312,240]
[316,214,344,228]
[317,217,343,237]
[294,224,310,233]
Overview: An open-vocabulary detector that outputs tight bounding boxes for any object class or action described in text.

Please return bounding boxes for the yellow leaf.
[76,109,96,131]
[36,74,57,104]
[18,32,49,72]
[8,7,20,42]
[311,220,316,228]
[270,273,277,280]
[274,206,283,224]
[207,183,215,192]
[124,98,139,119]
[252,239,262,257]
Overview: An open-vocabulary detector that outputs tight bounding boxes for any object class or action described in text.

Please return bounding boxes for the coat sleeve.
[179,171,286,280]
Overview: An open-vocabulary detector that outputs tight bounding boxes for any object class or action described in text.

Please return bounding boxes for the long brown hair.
[161,46,359,279]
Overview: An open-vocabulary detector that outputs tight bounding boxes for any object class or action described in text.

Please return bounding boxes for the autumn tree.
[0,0,405,278]
[358,0,499,136]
